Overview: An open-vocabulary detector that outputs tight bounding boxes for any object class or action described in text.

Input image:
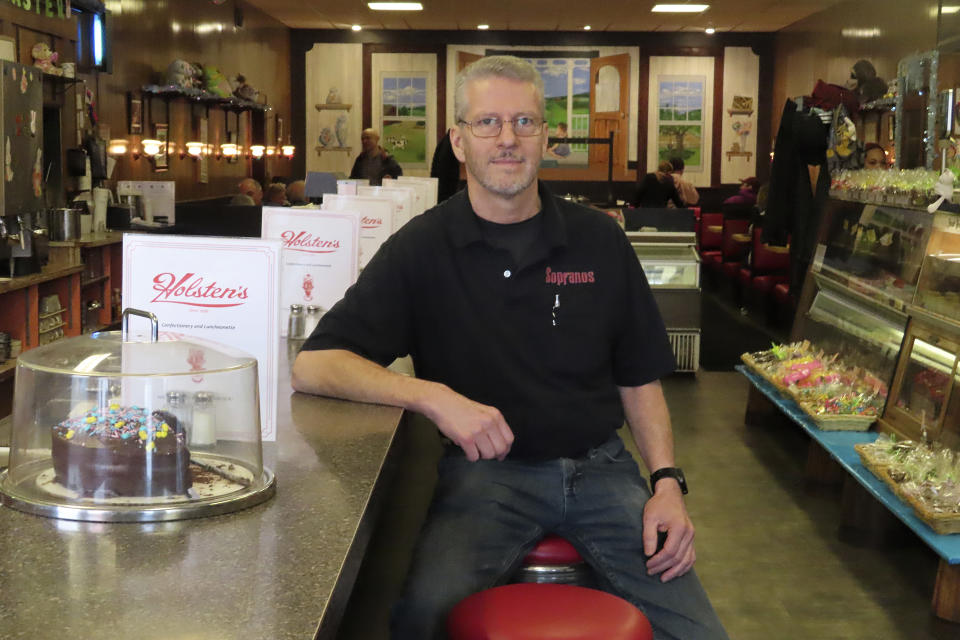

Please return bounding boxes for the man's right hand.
[423,386,514,461]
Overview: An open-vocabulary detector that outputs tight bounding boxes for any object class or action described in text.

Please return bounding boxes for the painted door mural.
[589,53,629,170]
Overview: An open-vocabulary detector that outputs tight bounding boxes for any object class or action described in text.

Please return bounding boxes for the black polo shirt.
[301,184,675,460]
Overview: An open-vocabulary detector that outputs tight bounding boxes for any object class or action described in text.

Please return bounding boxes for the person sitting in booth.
[264,183,288,206]
[634,161,684,208]
[723,176,761,206]
[292,54,729,640]
[350,128,403,186]
[286,180,308,206]
[669,157,699,207]
[231,178,262,205]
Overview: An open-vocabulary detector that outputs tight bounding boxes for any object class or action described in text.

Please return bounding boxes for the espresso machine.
[0,60,47,278]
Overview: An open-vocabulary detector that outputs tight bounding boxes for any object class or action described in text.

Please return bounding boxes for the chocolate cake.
[51,404,192,497]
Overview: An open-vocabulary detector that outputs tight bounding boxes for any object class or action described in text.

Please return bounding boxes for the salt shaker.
[304,305,322,338]
[165,390,190,436]
[191,391,217,447]
[288,304,305,339]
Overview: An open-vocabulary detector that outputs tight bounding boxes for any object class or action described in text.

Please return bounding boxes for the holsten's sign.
[123,234,282,441]
[7,0,70,19]
[261,206,360,337]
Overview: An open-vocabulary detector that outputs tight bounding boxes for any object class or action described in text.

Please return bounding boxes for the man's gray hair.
[454,55,545,122]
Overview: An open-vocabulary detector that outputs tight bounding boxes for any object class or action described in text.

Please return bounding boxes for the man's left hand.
[642,481,695,582]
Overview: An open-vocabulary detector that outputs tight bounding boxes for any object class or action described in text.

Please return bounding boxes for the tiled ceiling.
[243,0,843,32]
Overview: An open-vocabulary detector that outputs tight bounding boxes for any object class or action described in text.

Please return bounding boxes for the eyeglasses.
[457,116,544,138]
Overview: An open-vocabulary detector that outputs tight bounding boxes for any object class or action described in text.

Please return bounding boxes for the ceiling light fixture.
[705,27,715,34]
[367,2,423,10]
[651,4,709,13]
[477,24,489,30]
[841,27,881,38]
[583,25,591,30]
[351,24,362,31]
[943,6,960,14]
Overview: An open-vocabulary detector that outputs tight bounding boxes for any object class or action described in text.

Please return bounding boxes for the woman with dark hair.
[634,160,683,207]
[863,143,889,170]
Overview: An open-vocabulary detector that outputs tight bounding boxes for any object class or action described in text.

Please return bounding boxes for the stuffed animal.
[166,59,201,90]
[203,66,233,98]
[229,74,259,102]
[31,42,61,76]
[847,60,887,105]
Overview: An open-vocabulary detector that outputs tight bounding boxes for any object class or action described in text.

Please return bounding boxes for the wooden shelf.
[315,103,352,111]
[0,265,84,295]
[316,146,352,154]
[81,275,109,288]
[727,108,754,116]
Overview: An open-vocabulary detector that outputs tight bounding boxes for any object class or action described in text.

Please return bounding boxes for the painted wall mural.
[523,56,591,167]
[656,77,705,169]
[381,74,428,167]
[720,46,760,184]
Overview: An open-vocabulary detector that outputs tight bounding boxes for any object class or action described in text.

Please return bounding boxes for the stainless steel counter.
[0,344,408,639]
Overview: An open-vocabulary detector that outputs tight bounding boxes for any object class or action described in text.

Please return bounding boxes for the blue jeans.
[391,434,729,639]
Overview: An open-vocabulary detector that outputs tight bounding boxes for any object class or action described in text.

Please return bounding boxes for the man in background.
[231,178,262,205]
[287,180,308,205]
[350,128,403,186]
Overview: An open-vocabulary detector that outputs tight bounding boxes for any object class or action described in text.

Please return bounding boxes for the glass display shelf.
[632,243,700,288]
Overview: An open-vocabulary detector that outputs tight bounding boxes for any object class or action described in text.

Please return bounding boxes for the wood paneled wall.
[0,1,292,203]
[772,0,939,138]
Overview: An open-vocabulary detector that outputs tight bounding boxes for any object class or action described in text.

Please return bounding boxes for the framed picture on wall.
[154,123,169,172]
[128,93,143,134]
[656,76,705,171]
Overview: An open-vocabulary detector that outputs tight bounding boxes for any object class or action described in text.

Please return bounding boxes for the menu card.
[122,234,282,440]
[322,194,395,269]
[397,175,439,209]
[261,206,360,336]
[358,185,414,229]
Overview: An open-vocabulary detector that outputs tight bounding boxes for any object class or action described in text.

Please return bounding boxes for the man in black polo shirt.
[292,56,728,640]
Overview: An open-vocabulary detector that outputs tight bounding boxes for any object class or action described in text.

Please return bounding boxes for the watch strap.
[650,467,688,495]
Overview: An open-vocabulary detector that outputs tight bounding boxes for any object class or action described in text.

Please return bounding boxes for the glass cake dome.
[0,309,275,522]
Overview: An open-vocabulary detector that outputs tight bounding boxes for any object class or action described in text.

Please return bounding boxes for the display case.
[0,310,275,522]
[630,232,701,373]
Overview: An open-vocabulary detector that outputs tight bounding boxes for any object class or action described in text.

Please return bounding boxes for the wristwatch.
[650,467,688,495]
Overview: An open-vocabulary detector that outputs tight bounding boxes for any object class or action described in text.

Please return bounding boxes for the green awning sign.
[6,0,70,19]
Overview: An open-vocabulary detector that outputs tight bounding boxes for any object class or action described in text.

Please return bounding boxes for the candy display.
[51,404,192,498]
[856,434,960,534]
[742,341,887,430]
[830,169,941,208]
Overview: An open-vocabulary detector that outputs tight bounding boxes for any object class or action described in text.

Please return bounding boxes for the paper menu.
[122,234,282,441]
[261,206,360,336]
[321,194,395,269]
[397,176,439,209]
[381,179,427,218]
[358,185,414,229]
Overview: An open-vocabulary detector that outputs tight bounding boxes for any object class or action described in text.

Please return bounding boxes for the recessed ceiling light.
[841,27,881,38]
[368,2,423,10]
[651,4,709,13]
[477,24,489,30]
[943,6,960,13]
[705,27,715,34]
[351,24,362,31]
[583,25,591,30]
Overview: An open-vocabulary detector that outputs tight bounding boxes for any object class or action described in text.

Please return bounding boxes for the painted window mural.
[381,74,428,167]
[525,57,591,167]
[657,77,705,171]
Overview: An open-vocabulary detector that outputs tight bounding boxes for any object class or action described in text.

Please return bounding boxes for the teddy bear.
[166,59,202,90]
[203,66,233,98]
[31,42,61,76]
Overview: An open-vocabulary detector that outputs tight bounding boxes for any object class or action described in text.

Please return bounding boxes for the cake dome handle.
[121,308,159,343]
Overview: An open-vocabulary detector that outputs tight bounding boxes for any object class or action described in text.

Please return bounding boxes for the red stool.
[514,534,590,584]
[447,583,654,640]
